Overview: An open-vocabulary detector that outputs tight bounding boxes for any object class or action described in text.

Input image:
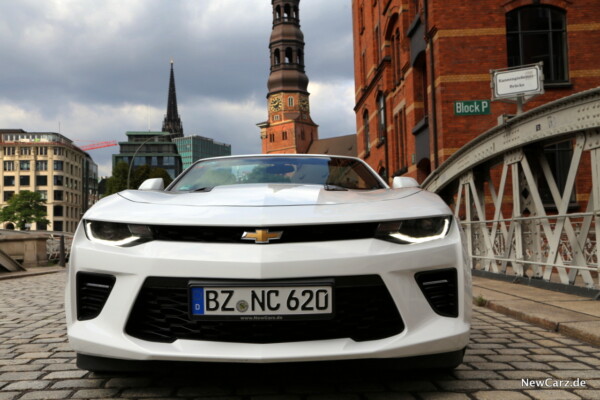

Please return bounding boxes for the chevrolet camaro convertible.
[66,155,471,371]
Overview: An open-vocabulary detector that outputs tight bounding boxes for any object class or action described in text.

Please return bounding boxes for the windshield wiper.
[193,187,214,192]
[324,184,348,191]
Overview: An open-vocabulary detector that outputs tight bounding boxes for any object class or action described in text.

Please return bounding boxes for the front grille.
[415,268,458,317]
[125,275,404,344]
[76,272,115,321]
[150,223,379,244]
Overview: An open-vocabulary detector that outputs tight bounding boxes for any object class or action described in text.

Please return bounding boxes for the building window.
[377,92,386,142]
[282,131,288,140]
[274,49,280,65]
[3,161,14,171]
[269,133,275,143]
[363,110,371,153]
[37,147,48,155]
[506,6,568,83]
[36,175,48,186]
[3,176,14,186]
[3,147,15,155]
[53,160,63,171]
[53,221,63,232]
[53,147,64,156]
[54,205,63,217]
[19,161,30,171]
[540,140,575,207]
[374,26,380,64]
[54,190,63,201]
[19,176,30,186]
[288,97,294,107]
[37,190,47,201]
[54,175,63,186]
[4,191,14,202]
[285,47,293,64]
[36,161,48,171]
[20,147,31,156]
[275,5,281,21]
[273,115,280,121]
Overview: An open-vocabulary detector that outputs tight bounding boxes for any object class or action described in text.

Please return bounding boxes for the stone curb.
[0,266,65,281]
[474,278,600,348]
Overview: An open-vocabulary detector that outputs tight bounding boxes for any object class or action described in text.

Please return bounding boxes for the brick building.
[352,0,600,184]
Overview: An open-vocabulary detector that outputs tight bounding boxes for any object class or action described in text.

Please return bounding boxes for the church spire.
[259,0,318,155]
[162,59,184,138]
[267,0,308,95]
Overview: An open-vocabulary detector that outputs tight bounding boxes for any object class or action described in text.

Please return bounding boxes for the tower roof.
[162,59,184,138]
[267,0,309,95]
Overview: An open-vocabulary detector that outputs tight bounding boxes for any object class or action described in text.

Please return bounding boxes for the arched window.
[288,96,294,107]
[377,93,386,141]
[506,6,568,83]
[275,5,281,21]
[274,49,280,65]
[293,6,298,19]
[285,48,293,64]
[283,4,291,20]
[363,110,371,153]
[297,49,303,65]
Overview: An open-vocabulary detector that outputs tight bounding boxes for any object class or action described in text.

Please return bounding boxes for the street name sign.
[454,100,491,116]
[492,64,543,100]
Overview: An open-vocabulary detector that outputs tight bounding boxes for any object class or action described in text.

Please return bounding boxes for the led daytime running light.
[85,221,153,247]
[376,216,452,245]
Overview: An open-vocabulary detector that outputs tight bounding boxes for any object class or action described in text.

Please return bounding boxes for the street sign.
[454,100,491,116]
[492,64,543,100]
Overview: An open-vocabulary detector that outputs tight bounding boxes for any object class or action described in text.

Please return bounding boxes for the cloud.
[0,0,355,175]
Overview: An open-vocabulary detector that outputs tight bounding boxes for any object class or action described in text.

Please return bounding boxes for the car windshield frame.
[167,155,387,192]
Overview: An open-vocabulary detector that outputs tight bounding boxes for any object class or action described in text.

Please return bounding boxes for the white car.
[66,154,471,371]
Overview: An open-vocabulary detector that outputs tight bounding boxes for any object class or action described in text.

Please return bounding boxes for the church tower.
[162,59,184,138]
[259,0,318,154]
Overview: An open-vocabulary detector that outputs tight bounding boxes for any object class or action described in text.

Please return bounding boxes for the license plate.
[189,283,333,320]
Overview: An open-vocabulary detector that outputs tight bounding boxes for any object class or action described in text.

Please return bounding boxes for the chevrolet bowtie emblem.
[242,229,283,244]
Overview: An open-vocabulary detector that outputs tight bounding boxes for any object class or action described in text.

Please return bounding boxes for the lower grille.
[76,272,115,321]
[125,275,404,344]
[415,268,458,317]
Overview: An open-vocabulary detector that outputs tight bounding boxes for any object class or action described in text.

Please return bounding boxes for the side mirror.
[392,176,419,189]
[138,178,165,191]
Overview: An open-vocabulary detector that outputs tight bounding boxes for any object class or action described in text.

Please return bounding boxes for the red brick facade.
[352,0,600,184]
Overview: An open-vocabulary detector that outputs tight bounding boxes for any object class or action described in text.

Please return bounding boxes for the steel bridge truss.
[424,88,600,289]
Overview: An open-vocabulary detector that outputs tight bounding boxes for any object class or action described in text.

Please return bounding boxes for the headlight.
[84,220,153,247]
[375,216,452,244]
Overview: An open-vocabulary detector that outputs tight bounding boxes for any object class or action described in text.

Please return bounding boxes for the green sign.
[454,100,491,116]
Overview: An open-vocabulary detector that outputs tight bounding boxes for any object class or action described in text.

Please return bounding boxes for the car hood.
[118,184,419,207]
[84,184,451,226]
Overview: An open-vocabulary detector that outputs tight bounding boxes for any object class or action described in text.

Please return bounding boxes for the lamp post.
[126,132,172,189]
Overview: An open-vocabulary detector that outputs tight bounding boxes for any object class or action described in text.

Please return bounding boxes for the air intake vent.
[415,268,458,317]
[76,272,116,321]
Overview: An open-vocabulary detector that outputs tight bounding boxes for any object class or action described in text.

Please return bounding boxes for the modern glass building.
[112,131,183,180]
[173,135,231,170]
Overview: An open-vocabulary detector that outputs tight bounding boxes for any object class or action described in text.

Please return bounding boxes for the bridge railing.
[423,88,600,289]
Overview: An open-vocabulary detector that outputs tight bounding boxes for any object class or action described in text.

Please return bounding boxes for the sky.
[0,0,356,177]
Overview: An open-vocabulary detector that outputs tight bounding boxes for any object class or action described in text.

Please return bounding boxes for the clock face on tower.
[270,95,282,112]
[299,96,309,112]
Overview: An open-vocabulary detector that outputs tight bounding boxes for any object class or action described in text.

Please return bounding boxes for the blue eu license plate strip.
[191,287,205,315]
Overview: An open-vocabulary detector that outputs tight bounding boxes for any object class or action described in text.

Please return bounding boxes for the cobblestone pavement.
[1,272,599,400]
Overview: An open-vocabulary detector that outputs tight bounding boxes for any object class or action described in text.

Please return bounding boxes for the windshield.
[168,156,385,191]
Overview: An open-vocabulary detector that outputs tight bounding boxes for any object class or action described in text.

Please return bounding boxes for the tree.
[0,191,50,230]
[104,162,174,196]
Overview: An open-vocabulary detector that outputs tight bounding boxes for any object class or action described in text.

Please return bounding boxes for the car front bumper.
[66,225,471,363]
